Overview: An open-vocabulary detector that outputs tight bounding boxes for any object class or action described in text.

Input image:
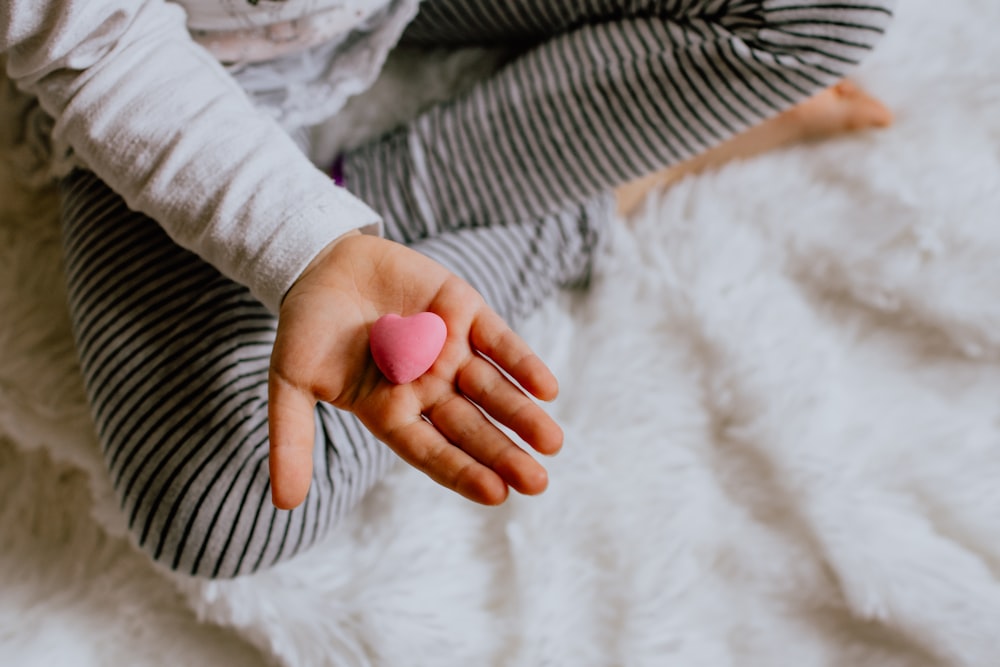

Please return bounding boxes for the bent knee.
[115,425,360,579]
[118,453,273,578]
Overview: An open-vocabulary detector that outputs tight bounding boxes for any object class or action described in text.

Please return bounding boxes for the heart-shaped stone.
[369,312,447,385]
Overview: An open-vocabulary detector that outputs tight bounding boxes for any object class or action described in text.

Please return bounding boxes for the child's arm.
[1,0,373,312]
[3,0,564,506]
[269,232,564,509]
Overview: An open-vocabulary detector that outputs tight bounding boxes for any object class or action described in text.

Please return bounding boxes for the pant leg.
[345,0,895,237]
[59,170,399,578]
[59,168,607,578]
[412,194,612,325]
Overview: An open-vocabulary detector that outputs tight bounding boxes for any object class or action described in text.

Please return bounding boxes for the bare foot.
[615,80,893,216]
[783,80,893,140]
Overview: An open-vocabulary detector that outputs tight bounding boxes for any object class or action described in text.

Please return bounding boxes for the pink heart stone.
[369,312,447,385]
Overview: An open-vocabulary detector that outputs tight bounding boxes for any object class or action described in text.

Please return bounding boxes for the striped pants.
[60,0,894,578]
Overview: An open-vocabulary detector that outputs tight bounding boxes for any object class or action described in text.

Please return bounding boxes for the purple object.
[330,155,346,187]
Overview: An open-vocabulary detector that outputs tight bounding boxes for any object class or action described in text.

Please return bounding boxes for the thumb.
[268,371,317,510]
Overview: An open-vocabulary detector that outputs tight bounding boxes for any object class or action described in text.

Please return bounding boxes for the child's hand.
[268,233,563,510]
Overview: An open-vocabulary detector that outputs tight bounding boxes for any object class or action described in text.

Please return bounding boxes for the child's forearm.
[2,0,380,312]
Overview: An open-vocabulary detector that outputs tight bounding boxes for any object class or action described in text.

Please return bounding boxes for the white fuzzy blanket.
[4,1,1000,664]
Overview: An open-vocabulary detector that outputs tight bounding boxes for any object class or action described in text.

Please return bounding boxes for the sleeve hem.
[249,187,384,314]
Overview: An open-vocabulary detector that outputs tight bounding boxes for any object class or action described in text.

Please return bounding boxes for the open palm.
[268,233,563,509]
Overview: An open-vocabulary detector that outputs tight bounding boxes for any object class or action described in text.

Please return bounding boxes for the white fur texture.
[3,1,1000,664]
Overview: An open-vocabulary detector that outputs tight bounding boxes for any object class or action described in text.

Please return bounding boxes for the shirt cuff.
[247,184,384,314]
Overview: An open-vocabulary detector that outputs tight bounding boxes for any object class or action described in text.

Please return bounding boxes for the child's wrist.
[306,229,361,270]
[282,229,363,308]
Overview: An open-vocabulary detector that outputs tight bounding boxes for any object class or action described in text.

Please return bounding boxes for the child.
[1,0,895,577]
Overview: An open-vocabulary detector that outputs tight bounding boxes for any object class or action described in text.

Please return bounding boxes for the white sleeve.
[1,0,382,313]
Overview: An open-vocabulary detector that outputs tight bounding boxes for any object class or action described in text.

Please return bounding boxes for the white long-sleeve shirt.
[1,0,406,312]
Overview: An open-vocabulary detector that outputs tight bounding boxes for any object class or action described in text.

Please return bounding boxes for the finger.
[470,309,559,402]
[425,392,549,496]
[267,371,317,510]
[457,356,563,456]
[379,415,510,505]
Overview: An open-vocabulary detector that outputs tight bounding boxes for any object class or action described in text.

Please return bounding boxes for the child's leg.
[60,169,606,578]
[411,195,611,324]
[345,0,894,237]
[615,80,895,216]
[60,170,395,578]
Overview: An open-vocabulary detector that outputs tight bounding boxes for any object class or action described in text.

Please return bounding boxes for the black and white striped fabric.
[59,171,607,578]
[59,0,893,578]
[350,0,895,236]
